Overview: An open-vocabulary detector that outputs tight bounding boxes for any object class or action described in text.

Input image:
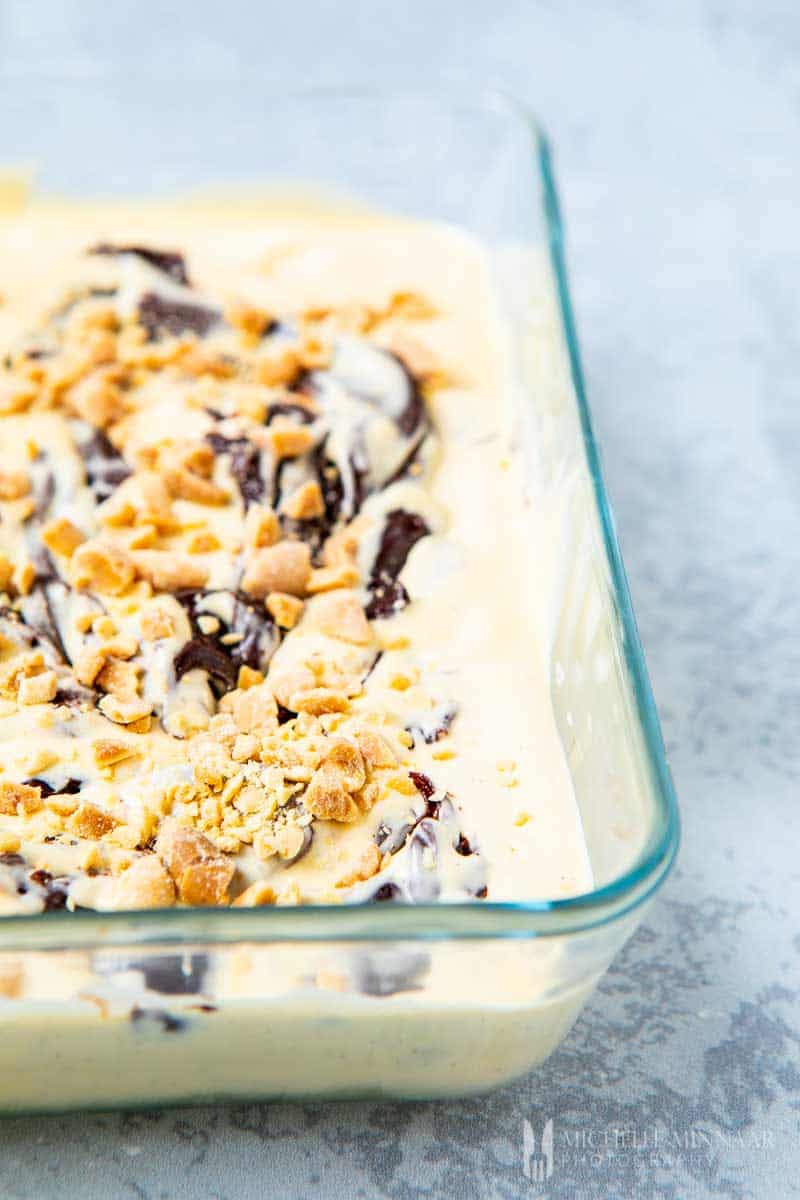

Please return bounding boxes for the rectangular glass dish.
[0,87,678,1110]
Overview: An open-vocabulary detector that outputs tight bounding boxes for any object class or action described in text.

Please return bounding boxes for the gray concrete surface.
[0,1,798,1196]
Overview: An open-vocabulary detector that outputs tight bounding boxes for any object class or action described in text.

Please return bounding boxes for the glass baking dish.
[0,86,679,1110]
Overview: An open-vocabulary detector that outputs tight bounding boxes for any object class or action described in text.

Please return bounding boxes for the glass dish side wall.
[535,135,678,892]
[0,913,641,1109]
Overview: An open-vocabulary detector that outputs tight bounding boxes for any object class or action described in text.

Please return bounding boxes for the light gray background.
[0,1,798,1197]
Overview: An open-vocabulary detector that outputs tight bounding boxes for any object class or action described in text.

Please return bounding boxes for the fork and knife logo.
[523,1118,555,1183]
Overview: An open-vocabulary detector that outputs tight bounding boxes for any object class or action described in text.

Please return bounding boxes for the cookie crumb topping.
[0,239,483,913]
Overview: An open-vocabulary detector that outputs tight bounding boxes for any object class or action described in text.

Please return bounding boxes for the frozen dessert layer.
[0,201,592,912]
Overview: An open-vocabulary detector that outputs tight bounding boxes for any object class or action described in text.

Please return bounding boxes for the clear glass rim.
[0,87,679,951]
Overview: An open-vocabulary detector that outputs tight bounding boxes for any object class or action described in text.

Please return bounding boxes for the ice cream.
[0,197,592,915]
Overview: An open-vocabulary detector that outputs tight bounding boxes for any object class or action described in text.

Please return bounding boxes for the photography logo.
[523,1118,554,1183]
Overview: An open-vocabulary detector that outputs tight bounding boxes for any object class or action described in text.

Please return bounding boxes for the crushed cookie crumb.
[72,538,136,595]
[265,591,304,630]
[140,604,175,640]
[0,553,12,592]
[280,479,325,521]
[226,301,273,340]
[336,843,382,888]
[0,780,42,816]
[74,647,106,687]
[0,470,30,501]
[155,821,234,906]
[241,540,311,599]
[187,530,222,554]
[110,856,176,909]
[233,880,277,907]
[92,738,140,768]
[304,764,359,823]
[355,730,396,769]
[304,590,371,644]
[98,692,153,726]
[255,344,300,387]
[17,670,57,705]
[132,549,209,591]
[291,688,349,716]
[69,803,118,839]
[244,504,281,549]
[305,564,361,594]
[264,419,315,460]
[40,516,85,557]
